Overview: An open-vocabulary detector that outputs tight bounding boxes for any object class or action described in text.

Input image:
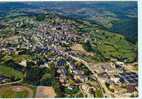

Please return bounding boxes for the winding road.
[54,47,106,97]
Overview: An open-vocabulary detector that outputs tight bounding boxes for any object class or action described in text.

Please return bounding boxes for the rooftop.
[119,72,138,85]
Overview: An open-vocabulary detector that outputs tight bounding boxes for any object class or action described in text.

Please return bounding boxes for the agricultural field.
[0,85,34,98]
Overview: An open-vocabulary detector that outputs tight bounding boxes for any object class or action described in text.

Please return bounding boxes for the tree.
[36,15,45,21]
[25,66,46,85]
[40,73,53,86]
[84,40,96,52]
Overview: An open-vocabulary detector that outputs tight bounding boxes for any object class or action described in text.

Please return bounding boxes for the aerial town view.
[0,1,138,98]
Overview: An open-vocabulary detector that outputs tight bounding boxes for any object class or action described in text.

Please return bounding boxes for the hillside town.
[0,9,138,98]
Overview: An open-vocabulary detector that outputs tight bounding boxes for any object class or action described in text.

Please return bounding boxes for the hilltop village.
[0,10,138,98]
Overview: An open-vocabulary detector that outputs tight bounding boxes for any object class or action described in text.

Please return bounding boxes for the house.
[39,62,49,68]
[73,70,84,75]
[115,61,124,69]
[110,77,120,84]
[119,72,138,92]
[19,60,27,67]
[73,75,87,83]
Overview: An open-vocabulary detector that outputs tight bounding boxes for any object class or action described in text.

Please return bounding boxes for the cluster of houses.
[0,19,91,95]
[1,13,138,97]
[52,52,90,92]
[15,17,82,50]
[94,61,138,97]
[81,83,96,97]
[0,14,85,55]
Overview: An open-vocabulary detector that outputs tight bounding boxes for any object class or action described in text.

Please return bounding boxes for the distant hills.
[0,1,137,43]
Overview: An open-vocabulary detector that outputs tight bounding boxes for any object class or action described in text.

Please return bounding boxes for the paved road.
[66,54,106,97]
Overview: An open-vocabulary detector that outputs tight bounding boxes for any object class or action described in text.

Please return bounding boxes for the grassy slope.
[0,64,24,80]
[77,22,136,62]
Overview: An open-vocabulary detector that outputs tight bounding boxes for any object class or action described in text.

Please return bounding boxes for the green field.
[1,54,32,63]
[79,24,137,62]
[95,89,103,97]
[0,64,24,80]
